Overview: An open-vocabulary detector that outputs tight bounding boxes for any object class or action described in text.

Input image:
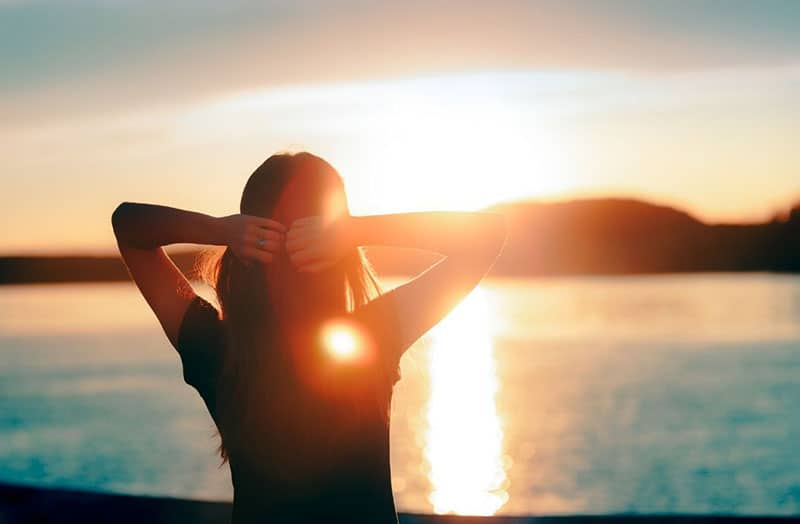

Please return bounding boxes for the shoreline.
[1,482,797,523]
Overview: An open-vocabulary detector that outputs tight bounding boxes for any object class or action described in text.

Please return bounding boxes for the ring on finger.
[257,238,267,250]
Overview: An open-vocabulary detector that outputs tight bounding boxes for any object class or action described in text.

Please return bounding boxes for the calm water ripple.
[1,274,799,515]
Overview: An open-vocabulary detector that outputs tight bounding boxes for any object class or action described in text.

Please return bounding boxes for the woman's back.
[176,294,403,523]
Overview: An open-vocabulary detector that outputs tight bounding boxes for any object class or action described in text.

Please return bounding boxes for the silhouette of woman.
[111,152,506,523]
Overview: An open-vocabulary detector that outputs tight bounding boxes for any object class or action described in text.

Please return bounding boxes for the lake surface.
[1,274,799,516]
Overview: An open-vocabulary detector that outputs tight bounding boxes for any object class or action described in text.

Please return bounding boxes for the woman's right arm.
[112,202,286,348]
[287,212,507,354]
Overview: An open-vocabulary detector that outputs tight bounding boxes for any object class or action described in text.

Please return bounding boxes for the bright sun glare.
[344,79,571,214]
[425,286,509,515]
[321,321,361,361]
[186,74,572,215]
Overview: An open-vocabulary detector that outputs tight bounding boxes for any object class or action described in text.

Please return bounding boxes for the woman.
[112,152,506,523]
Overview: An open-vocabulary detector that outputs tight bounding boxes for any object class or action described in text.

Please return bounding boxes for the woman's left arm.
[111,202,286,348]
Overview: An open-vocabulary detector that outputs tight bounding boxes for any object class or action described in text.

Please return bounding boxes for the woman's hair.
[199,152,381,465]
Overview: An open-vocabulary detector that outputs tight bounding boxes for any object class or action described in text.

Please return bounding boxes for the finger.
[284,236,307,253]
[253,229,283,242]
[246,233,282,251]
[285,227,304,242]
[250,216,288,232]
[247,224,284,240]
[243,246,274,264]
[285,228,311,249]
[251,239,281,253]
[255,226,286,242]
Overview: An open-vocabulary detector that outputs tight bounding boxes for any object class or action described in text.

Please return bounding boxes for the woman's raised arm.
[111,202,286,348]
[286,211,507,356]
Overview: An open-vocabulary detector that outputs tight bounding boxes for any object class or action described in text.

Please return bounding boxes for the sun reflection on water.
[424,286,509,515]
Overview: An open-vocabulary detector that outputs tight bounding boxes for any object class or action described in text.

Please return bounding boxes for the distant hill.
[1,198,799,284]
[488,198,800,275]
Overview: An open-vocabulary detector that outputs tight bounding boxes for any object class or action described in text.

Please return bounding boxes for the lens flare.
[320,320,369,363]
[327,327,357,359]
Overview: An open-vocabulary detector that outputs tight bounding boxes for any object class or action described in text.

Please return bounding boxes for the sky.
[1,0,799,254]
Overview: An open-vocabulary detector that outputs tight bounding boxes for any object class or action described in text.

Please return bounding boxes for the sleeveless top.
[176,295,404,524]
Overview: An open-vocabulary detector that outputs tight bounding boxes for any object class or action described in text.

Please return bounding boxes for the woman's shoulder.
[176,295,225,390]
[178,296,223,342]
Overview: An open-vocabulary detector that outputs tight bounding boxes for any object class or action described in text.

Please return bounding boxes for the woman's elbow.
[111,202,135,240]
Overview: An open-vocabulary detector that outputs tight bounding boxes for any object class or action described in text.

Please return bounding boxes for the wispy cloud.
[2,0,799,123]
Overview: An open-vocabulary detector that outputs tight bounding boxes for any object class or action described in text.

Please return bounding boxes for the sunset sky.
[1,0,798,254]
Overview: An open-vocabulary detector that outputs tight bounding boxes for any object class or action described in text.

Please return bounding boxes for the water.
[1,275,799,516]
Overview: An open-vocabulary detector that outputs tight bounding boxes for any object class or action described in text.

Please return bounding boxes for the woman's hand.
[220,214,287,265]
[285,215,353,272]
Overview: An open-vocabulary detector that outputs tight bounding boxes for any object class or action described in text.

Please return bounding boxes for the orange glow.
[320,320,366,363]
[2,69,796,254]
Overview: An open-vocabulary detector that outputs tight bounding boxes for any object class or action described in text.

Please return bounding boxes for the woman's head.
[218,152,380,324]
[202,151,381,463]
[240,152,347,230]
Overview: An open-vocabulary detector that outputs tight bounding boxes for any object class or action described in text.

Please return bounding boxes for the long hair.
[199,152,381,465]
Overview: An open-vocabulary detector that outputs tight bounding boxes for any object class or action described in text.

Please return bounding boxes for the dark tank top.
[176,295,403,524]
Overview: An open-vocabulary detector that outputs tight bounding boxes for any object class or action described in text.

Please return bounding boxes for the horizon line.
[2,194,798,259]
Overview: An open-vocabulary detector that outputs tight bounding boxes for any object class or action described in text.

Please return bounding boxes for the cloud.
[1,0,798,124]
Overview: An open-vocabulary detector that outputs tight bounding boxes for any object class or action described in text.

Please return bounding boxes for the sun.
[338,75,573,214]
